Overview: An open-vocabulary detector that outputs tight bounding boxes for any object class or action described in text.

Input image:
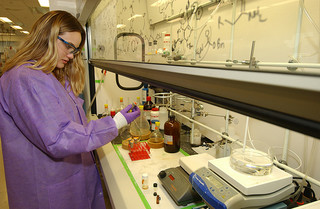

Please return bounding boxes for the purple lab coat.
[0,64,118,209]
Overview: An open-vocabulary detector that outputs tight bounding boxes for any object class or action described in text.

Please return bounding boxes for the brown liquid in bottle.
[164,115,180,153]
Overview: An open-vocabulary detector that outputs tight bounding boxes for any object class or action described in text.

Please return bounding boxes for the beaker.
[229,140,273,176]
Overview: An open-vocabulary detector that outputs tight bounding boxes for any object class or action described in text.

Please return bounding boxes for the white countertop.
[96,143,205,209]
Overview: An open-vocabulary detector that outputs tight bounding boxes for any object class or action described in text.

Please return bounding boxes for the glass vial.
[164,115,181,153]
[142,173,149,190]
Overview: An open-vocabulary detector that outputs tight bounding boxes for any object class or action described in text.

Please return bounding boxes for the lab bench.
[96,132,204,209]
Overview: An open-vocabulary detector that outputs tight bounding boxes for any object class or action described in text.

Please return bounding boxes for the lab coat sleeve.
[6,67,118,159]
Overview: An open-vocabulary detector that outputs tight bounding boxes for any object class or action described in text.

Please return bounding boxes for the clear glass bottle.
[102,104,109,117]
[164,115,181,153]
[117,97,125,113]
[130,105,151,140]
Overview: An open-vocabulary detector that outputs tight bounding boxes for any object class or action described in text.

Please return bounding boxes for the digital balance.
[159,153,295,209]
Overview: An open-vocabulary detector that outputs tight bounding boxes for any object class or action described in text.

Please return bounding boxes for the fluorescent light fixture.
[11,25,23,30]
[128,14,142,21]
[0,32,15,36]
[0,17,12,23]
[21,31,30,34]
[38,0,50,7]
[116,24,126,29]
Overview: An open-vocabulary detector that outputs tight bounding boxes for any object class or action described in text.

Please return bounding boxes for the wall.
[88,0,320,196]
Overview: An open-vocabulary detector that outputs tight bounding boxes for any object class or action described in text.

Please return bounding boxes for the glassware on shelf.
[130,105,151,140]
[148,122,164,149]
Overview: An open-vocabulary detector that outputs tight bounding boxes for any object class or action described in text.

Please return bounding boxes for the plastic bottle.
[143,96,154,125]
[163,33,171,55]
[159,107,168,130]
[150,107,159,130]
[164,115,181,153]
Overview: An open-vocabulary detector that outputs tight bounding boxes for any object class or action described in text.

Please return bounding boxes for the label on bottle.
[164,134,173,145]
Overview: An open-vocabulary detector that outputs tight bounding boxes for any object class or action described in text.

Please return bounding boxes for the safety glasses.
[57,36,80,55]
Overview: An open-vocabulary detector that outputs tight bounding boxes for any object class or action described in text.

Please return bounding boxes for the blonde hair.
[3,10,86,96]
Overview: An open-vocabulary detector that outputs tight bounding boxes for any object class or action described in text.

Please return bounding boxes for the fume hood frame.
[89,59,320,139]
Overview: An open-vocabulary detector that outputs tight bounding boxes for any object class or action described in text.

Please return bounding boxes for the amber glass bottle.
[164,115,180,153]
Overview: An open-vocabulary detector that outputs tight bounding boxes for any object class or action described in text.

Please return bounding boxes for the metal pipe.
[273,160,320,188]
[229,0,237,60]
[293,0,304,60]
[168,108,241,145]
[282,129,290,163]
[169,59,320,69]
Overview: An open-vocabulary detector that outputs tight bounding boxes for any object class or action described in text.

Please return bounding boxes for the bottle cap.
[147,96,151,101]
[153,183,158,187]
[165,34,170,36]
[151,108,159,111]
[139,105,144,110]
[104,104,108,108]
[155,122,160,126]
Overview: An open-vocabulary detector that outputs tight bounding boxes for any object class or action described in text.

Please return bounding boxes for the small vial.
[153,183,158,192]
[142,173,149,190]
[156,195,160,204]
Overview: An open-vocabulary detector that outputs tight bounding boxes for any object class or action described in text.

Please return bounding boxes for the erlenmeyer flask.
[148,122,164,148]
[130,105,151,140]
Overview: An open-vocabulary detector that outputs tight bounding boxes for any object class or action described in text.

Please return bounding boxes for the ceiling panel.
[0,0,48,36]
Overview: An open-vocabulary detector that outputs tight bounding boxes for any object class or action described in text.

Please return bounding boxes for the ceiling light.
[128,14,142,21]
[0,32,16,36]
[11,25,23,30]
[21,31,30,34]
[38,0,50,7]
[116,24,126,29]
[0,17,13,23]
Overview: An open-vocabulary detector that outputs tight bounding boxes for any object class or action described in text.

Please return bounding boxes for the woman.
[0,11,140,209]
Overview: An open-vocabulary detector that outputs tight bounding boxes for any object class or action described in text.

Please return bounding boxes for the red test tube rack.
[129,142,151,161]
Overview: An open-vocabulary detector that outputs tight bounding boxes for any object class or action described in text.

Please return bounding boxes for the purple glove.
[113,104,140,130]
[120,104,140,124]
